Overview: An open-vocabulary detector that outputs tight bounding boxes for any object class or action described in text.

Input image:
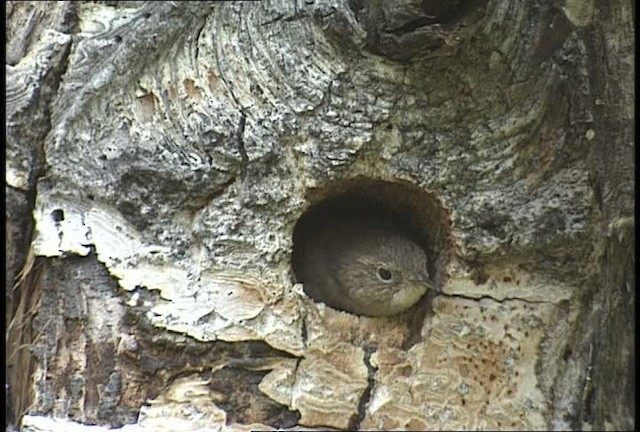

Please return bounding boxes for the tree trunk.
[6,1,634,431]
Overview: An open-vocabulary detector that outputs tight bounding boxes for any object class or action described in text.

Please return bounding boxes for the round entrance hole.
[291,178,452,316]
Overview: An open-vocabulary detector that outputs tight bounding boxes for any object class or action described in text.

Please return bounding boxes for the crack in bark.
[210,94,248,182]
[7,21,74,424]
[581,342,595,424]
[260,10,308,27]
[192,20,206,63]
[350,345,377,430]
[388,16,440,35]
[299,70,347,117]
[300,315,308,349]
[440,292,556,305]
[212,14,250,181]
[236,111,249,179]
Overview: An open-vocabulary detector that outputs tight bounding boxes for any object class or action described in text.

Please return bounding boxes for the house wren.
[293,211,430,316]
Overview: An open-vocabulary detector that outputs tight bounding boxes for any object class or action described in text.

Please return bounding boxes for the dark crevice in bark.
[260,9,308,27]
[13,34,74,276]
[236,110,249,179]
[350,344,377,430]
[581,344,596,425]
[213,26,250,181]
[300,315,308,349]
[7,23,74,425]
[207,366,301,428]
[28,42,71,225]
[388,16,440,35]
[192,20,206,62]
[577,2,634,429]
[440,292,558,305]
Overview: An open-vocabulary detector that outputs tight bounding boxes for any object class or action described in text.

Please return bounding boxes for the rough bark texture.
[5,0,634,431]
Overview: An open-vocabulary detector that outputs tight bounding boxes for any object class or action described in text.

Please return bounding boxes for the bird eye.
[377,267,393,282]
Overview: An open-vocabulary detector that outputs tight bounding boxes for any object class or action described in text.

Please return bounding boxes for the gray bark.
[6,0,634,431]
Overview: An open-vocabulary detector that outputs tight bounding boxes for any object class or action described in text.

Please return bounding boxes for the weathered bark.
[5,0,633,431]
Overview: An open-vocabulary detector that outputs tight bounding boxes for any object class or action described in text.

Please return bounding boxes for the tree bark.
[6,1,634,431]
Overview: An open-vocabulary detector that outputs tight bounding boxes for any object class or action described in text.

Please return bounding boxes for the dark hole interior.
[51,209,65,222]
[291,178,452,306]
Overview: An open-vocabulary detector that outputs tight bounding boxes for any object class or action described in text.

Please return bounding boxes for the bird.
[292,208,431,316]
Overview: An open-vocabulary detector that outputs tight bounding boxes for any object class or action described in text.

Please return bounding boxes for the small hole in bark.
[291,177,452,318]
[51,209,65,222]
[472,267,489,285]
